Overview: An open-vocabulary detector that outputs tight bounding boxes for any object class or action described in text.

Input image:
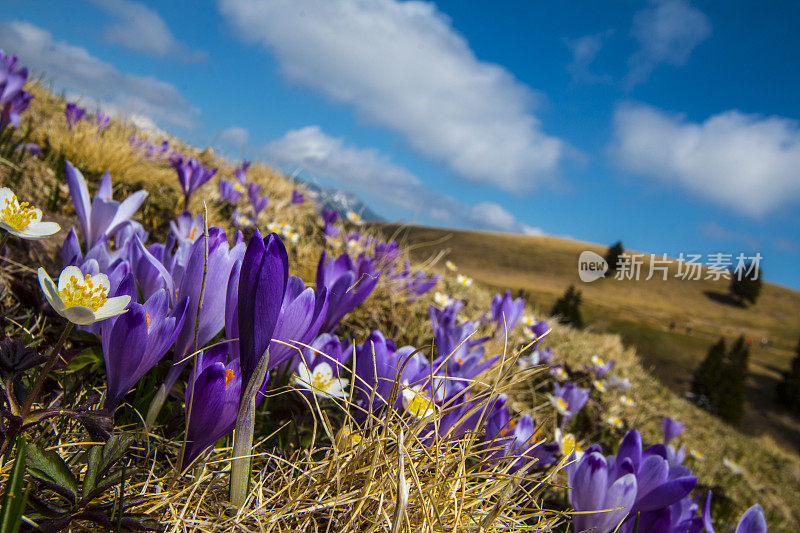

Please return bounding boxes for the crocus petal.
[64,161,91,243]
[736,504,767,533]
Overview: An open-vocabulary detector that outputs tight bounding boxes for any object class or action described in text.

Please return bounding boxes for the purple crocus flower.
[95,111,110,132]
[549,382,590,426]
[15,143,40,156]
[170,211,204,245]
[64,161,148,249]
[234,161,250,184]
[169,154,217,210]
[182,344,241,470]
[247,182,268,216]
[392,261,438,301]
[662,417,685,445]
[585,356,615,377]
[529,319,550,350]
[316,251,381,332]
[568,451,638,533]
[64,102,85,129]
[219,179,244,203]
[321,208,341,239]
[291,190,305,204]
[491,290,525,333]
[484,394,558,471]
[0,50,33,130]
[352,330,413,414]
[260,275,329,386]
[237,230,288,389]
[374,241,401,267]
[614,430,698,514]
[101,279,189,410]
[166,227,246,392]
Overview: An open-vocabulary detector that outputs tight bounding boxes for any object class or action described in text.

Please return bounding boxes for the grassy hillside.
[375,223,800,453]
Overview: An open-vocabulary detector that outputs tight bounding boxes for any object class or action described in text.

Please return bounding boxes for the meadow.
[0,55,795,532]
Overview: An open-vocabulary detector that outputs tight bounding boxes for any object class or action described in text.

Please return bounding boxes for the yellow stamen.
[311,369,335,391]
[405,389,435,418]
[562,433,576,455]
[145,313,151,330]
[1,195,37,231]
[58,274,108,311]
[556,397,568,411]
[188,227,197,240]
[234,183,244,192]
[225,369,235,389]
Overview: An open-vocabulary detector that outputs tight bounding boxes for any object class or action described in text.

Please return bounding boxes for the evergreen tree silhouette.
[550,285,584,329]
[777,338,800,414]
[604,241,625,274]
[729,261,763,305]
[692,338,727,413]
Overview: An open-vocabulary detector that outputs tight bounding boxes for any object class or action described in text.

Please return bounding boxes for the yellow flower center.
[58,274,108,311]
[556,397,568,411]
[405,389,435,418]
[311,369,334,391]
[562,433,576,455]
[145,313,151,330]
[1,195,37,231]
[234,183,244,192]
[224,369,235,389]
[188,227,197,240]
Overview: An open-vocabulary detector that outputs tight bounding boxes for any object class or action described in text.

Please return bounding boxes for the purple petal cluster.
[64,102,85,129]
[316,251,381,332]
[0,50,33,131]
[169,154,217,209]
[490,290,525,332]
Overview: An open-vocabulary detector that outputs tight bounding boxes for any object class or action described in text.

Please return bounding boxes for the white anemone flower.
[546,393,571,416]
[456,274,473,287]
[402,383,437,419]
[723,458,743,475]
[0,188,60,239]
[445,260,457,271]
[295,361,348,399]
[346,211,363,225]
[606,416,624,429]
[554,428,583,459]
[37,266,130,325]
[433,291,454,307]
[593,379,607,393]
[619,395,636,407]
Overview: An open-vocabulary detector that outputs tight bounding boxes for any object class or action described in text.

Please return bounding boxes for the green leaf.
[26,442,79,503]
[64,346,103,374]
[0,437,30,533]
[82,434,134,503]
[82,446,102,501]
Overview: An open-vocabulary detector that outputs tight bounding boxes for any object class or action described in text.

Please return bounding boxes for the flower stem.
[0,233,9,253]
[229,349,270,508]
[21,322,73,417]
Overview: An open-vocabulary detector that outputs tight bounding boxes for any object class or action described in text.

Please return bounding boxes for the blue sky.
[1,0,799,288]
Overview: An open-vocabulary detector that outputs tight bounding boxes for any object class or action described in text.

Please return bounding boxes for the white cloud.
[0,21,199,130]
[262,126,539,234]
[219,0,565,192]
[627,0,711,85]
[91,0,206,62]
[213,126,249,156]
[565,30,614,83]
[610,103,800,217]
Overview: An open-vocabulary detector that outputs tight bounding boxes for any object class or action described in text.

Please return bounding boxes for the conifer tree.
[729,261,763,305]
[717,336,749,425]
[777,338,800,414]
[692,338,726,413]
[550,285,584,329]
[604,241,625,274]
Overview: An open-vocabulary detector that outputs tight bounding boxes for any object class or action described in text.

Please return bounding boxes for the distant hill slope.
[375,222,800,453]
